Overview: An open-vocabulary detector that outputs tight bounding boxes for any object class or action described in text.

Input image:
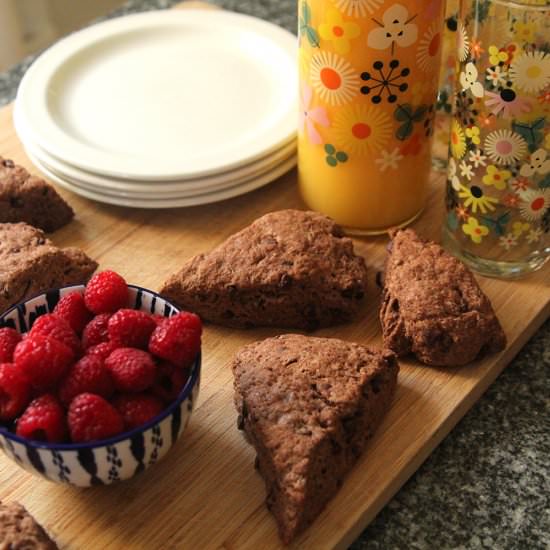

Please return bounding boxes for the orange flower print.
[470,38,484,60]
[310,51,359,106]
[456,205,469,221]
[502,193,520,208]
[416,22,442,74]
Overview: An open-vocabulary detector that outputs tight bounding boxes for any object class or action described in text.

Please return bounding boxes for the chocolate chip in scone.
[379,229,506,367]
[159,210,368,330]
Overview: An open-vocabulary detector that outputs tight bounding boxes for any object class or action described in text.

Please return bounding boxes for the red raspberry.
[112,393,164,430]
[82,313,111,349]
[14,335,74,391]
[108,309,157,350]
[105,348,156,393]
[152,361,190,402]
[0,327,22,363]
[30,314,81,357]
[58,355,114,407]
[86,341,119,361]
[149,312,202,368]
[68,393,124,443]
[84,271,128,314]
[16,394,67,443]
[0,363,31,421]
[53,292,93,334]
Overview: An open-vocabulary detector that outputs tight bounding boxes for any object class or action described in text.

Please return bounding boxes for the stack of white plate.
[14,10,298,208]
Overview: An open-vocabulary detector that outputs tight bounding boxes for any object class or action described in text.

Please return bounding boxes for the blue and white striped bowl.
[0,284,201,487]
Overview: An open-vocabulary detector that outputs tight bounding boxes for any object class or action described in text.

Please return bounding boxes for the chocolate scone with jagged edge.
[380,229,506,367]
[160,210,368,329]
[0,156,74,232]
[0,501,58,549]
[0,223,97,314]
[232,334,399,544]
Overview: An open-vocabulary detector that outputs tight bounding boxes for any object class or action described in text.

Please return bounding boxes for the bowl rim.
[0,283,201,451]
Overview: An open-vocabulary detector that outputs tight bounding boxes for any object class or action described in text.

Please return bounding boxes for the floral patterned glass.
[433,0,460,166]
[298,0,445,234]
[443,0,550,278]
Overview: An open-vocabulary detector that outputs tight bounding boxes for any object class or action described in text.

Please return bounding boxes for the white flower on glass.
[484,130,528,166]
[509,51,550,94]
[368,4,418,55]
[520,148,550,177]
[486,66,508,87]
[447,157,461,191]
[375,147,403,171]
[499,233,518,251]
[460,62,484,98]
[526,228,543,244]
[468,149,487,168]
[332,0,383,18]
[519,188,550,222]
[459,160,474,181]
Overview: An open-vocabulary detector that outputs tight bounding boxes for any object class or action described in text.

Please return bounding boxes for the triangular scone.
[0,501,58,549]
[232,334,399,544]
[380,229,506,366]
[0,223,97,314]
[160,210,368,329]
[0,157,74,232]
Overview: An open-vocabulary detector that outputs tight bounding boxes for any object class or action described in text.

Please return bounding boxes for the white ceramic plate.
[14,100,296,191]
[17,109,296,195]
[29,150,296,208]
[26,143,296,198]
[15,10,298,181]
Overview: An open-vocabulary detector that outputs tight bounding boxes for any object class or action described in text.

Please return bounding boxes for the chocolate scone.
[160,210,368,329]
[232,334,399,543]
[0,501,57,549]
[0,223,97,314]
[380,229,506,366]
[0,156,74,232]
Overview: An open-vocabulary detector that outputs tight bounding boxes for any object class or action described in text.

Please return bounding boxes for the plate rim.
[28,149,297,209]
[15,9,298,181]
[25,142,297,198]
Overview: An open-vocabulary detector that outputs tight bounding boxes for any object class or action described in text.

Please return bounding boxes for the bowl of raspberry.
[0,270,201,486]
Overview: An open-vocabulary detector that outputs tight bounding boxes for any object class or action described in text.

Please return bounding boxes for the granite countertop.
[1,1,548,548]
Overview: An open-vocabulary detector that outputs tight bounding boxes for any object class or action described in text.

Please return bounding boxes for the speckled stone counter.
[1,1,548,548]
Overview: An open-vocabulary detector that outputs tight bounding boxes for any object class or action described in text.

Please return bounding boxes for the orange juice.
[298,0,445,233]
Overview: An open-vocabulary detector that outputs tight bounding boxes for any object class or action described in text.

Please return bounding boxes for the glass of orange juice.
[298,0,445,234]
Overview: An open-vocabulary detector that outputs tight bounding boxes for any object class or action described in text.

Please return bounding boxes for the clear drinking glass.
[443,0,550,278]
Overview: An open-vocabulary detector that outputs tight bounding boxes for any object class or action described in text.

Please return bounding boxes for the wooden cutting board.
[0,2,549,549]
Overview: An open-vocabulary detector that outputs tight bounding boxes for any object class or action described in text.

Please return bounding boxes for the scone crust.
[160,209,368,329]
[0,501,58,550]
[0,157,74,232]
[232,334,398,543]
[0,223,97,314]
[380,229,506,366]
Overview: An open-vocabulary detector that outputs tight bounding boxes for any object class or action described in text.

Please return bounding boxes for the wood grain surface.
[0,2,549,549]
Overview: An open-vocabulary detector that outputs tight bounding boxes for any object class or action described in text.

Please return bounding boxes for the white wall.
[0,0,124,71]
